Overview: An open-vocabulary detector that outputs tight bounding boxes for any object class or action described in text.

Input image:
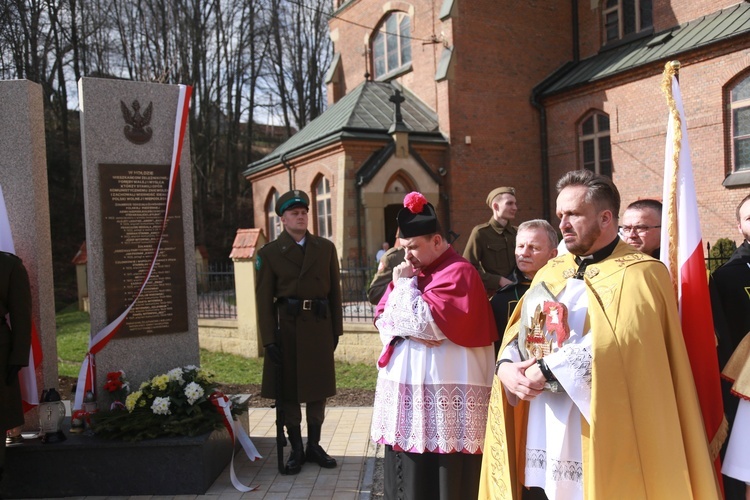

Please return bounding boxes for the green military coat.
[256,231,343,403]
[0,252,32,432]
[366,247,405,306]
[462,217,517,294]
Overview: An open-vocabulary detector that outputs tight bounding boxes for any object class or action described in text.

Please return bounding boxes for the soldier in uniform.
[366,242,405,306]
[256,189,343,475]
[463,186,518,295]
[0,252,32,486]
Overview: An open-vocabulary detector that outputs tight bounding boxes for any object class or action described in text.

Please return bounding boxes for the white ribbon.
[211,393,262,492]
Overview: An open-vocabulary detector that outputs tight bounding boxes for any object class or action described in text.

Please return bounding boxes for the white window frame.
[266,190,281,241]
[372,11,411,80]
[314,177,332,240]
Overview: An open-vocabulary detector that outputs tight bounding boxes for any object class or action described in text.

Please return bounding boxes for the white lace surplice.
[501,278,592,500]
[371,277,495,454]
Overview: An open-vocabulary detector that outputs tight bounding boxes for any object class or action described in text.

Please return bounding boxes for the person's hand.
[496,358,544,401]
[524,360,548,386]
[498,276,512,288]
[408,337,444,348]
[6,365,22,386]
[264,343,283,365]
[392,261,417,283]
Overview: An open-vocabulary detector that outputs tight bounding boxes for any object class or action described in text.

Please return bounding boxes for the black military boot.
[285,426,306,475]
[305,424,337,468]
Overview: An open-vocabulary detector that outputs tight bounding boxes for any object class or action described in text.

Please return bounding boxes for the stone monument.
[0,79,57,429]
[78,77,199,394]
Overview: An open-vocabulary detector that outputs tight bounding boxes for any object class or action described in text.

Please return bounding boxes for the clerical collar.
[573,236,619,279]
[574,236,619,266]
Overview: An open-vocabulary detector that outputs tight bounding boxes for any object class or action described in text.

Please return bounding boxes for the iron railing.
[705,241,736,273]
[340,257,377,322]
[196,259,237,319]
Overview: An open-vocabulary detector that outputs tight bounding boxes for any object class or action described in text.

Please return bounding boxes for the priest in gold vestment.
[478,170,720,500]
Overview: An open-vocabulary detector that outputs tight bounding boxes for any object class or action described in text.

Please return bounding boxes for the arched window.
[314,177,332,239]
[603,0,652,44]
[731,74,750,172]
[579,112,612,177]
[372,11,412,80]
[266,190,281,241]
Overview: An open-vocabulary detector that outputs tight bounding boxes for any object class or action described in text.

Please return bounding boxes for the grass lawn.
[55,305,377,390]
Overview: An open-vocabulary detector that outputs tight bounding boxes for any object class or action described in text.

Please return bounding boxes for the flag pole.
[660,60,728,492]
[661,60,681,299]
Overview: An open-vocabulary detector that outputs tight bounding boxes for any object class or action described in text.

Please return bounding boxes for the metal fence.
[705,240,736,273]
[196,260,237,319]
[340,257,377,322]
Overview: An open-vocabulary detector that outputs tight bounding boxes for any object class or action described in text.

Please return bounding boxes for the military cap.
[486,186,516,207]
[276,189,310,216]
[397,192,438,238]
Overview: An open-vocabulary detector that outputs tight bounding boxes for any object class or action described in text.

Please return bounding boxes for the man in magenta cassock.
[370,191,499,500]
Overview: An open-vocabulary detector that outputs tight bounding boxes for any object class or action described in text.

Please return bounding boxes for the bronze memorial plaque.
[100,164,188,337]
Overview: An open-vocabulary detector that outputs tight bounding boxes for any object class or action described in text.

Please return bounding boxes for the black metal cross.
[389,90,405,125]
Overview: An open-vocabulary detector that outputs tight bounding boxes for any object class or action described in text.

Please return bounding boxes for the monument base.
[3,418,234,498]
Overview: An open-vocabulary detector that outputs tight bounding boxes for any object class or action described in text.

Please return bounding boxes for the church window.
[266,190,281,241]
[731,75,750,172]
[603,0,652,44]
[579,112,612,177]
[372,12,411,80]
[314,177,332,239]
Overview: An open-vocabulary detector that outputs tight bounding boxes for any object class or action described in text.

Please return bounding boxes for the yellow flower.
[151,374,169,391]
[125,391,142,412]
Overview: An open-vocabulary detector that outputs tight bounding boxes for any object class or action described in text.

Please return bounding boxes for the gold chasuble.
[478,241,720,499]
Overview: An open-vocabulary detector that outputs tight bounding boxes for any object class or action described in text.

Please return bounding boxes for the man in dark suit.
[711,193,750,500]
[0,252,31,486]
[490,219,558,356]
[256,189,343,474]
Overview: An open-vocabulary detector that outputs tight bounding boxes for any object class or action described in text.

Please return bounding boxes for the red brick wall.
[577,1,740,61]
[445,1,572,253]
[328,0,443,111]
[545,49,750,246]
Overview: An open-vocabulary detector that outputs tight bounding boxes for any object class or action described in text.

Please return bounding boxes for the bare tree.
[265,0,331,132]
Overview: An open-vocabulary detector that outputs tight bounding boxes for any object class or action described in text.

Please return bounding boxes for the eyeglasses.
[619,225,661,235]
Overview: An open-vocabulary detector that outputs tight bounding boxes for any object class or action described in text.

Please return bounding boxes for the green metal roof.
[542,2,750,96]
[245,81,445,176]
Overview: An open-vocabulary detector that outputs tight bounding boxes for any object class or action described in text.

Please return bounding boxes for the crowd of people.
[365,173,749,500]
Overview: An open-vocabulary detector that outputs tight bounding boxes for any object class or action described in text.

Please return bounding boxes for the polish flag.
[660,64,726,479]
[0,185,41,411]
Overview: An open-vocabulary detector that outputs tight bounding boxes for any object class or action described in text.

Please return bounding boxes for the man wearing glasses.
[620,199,662,258]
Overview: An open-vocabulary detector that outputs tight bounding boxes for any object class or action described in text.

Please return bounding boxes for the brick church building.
[245,0,750,259]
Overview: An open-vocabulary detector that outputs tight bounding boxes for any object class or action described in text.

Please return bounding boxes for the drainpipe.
[531,0,580,221]
[281,152,293,189]
[356,176,364,263]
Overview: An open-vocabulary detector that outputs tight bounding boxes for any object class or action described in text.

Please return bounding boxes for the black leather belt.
[276,297,328,318]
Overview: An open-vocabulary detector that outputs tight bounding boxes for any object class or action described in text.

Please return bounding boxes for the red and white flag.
[660,62,726,475]
[0,184,41,411]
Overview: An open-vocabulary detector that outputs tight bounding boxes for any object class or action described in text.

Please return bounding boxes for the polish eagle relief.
[518,282,570,392]
[120,99,154,145]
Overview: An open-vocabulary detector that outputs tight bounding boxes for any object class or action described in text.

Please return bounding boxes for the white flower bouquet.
[92,365,246,441]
